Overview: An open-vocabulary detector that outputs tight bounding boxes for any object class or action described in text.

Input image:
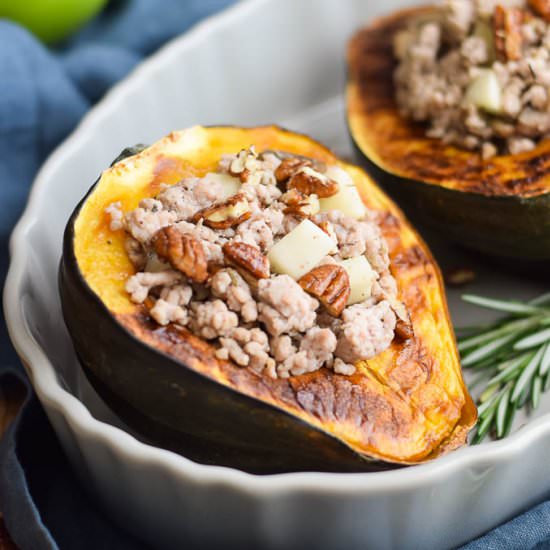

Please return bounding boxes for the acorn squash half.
[59,126,476,473]
[347,7,550,260]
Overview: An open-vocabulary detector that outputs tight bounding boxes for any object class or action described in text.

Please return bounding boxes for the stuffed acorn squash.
[60,126,476,473]
[347,4,550,260]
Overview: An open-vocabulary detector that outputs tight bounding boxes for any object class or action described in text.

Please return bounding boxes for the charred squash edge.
[59,125,476,473]
[347,6,550,260]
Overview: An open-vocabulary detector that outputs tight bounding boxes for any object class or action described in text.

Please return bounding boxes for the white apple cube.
[319,185,367,219]
[340,256,377,305]
[204,172,241,201]
[324,165,355,188]
[466,69,502,113]
[268,219,336,280]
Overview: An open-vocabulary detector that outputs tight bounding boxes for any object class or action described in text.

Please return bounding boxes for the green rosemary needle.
[458,292,550,444]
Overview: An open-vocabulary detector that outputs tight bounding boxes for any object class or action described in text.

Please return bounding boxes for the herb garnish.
[458,293,550,443]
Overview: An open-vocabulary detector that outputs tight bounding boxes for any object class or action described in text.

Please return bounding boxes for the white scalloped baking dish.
[4,0,550,548]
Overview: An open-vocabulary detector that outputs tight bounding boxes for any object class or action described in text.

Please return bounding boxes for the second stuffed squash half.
[347,6,550,260]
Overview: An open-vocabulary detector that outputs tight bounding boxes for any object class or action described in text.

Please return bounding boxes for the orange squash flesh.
[61,125,476,472]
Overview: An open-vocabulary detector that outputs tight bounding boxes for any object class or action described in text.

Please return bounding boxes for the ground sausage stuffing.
[394,0,550,158]
[106,147,407,379]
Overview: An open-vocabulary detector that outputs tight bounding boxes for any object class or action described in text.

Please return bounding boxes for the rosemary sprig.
[458,292,550,444]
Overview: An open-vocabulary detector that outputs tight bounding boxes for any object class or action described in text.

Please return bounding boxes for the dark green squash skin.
[59,149,393,474]
[350,140,550,261]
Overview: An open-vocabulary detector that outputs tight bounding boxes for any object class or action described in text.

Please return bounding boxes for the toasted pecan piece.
[316,220,334,237]
[229,147,257,182]
[287,167,339,198]
[494,5,524,61]
[283,204,311,218]
[222,241,270,279]
[298,264,350,317]
[153,226,208,283]
[281,187,307,206]
[274,157,313,183]
[193,193,251,229]
[281,188,320,218]
[394,319,414,341]
[529,0,550,21]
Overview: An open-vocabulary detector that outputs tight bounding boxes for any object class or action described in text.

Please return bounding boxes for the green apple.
[0,0,108,44]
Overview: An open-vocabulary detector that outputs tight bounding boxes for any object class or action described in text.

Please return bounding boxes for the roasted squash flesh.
[347,7,550,259]
[61,126,476,472]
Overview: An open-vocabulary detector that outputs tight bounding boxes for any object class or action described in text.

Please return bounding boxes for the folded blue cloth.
[1,1,549,548]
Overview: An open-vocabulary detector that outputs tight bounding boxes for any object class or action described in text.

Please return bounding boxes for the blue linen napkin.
[1,1,550,548]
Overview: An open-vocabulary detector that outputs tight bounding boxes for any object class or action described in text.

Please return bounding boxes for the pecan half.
[193,193,251,229]
[222,242,270,279]
[494,5,524,61]
[529,0,550,21]
[274,157,313,183]
[287,167,339,198]
[298,264,350,317]
[152,226,208,283]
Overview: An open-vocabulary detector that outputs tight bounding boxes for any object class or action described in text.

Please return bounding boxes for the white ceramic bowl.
[4,0,550,548]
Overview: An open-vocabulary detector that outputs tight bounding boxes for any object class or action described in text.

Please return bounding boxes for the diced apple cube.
[324,165,355,188]
[319,185,367,219]
[466,69,502,114]
[268,219,336,280]
[204,172,241,201]
[340,256,377,305]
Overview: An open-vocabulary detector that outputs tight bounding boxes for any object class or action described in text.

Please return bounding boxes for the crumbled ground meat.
[105,201,124,231]
[278,327,337,377]
[336,301,397,363]
[124,237,146,270]
[394,0,550,157]
[211,269,258,322]
[125,199,178,242]
[258,275,318,336]
[301,327,337,363]
[333,358,356,376]
[236,214,278,251]
[157,176,226,219]
[315,211,388,266]
[125,270,181,303]
[189,299,239,340]
[150,299,188,326]
[216,326,275,375]
[117,146,406,379]
[270,334,296,363]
